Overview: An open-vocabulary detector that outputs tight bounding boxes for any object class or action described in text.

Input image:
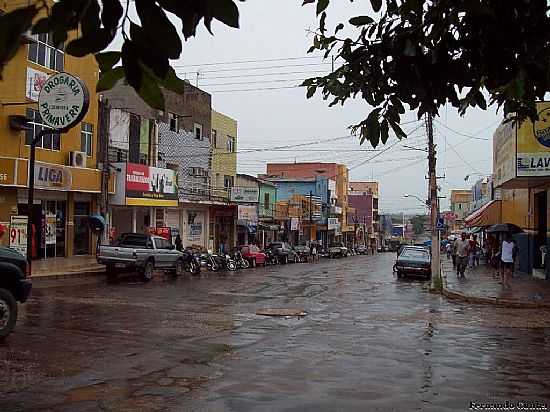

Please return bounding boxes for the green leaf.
[389,120,408,140]
[159,67,186,95]
[365,111,381,147]
[96,67,125,92]
[32,17,50,34]
[306,85,317,98]
[317,0,329,16]
[139,65,165,110]
[370,0,382,12]
[101,0,123,31]
[349,16,374,26]
[320,11,327,33]
[135,0,182,59]
[205,0,240,29]
[81,0,101,35]
[380,119,389,144]
[0,5,38,77]
[95,51,121,72]
[335,23,344,34]
[121,40,142,90]
[66,28,113,57]
[302,0,316,5]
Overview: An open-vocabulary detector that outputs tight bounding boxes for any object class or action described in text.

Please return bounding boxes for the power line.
[200,70,330,81]
[177,62,331,74]
[434,119,491,141]
[173,55,325,68]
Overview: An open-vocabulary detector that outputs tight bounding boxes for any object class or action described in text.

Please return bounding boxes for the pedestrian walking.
[446,242,452,260]
[451,238,458,269]
[501,233,515,288]
[454,232,470,278]
[468,234,479,268]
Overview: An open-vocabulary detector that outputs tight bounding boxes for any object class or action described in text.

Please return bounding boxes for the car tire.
[175,259,185,277]
[283,256,288,264]
[251,258,257,268]
[396,271,403,279]
[0,288,18,341]
[142,260,154,282]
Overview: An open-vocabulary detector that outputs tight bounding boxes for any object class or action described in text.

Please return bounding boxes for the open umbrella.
[486,223,523,234]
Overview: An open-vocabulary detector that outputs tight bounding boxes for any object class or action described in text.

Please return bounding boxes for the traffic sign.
[436,216,445,231]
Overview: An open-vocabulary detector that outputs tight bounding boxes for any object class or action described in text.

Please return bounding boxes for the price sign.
[9,215,28,256]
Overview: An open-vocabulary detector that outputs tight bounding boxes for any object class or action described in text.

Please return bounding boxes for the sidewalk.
[441,258,550,308]
[31,255,105,281]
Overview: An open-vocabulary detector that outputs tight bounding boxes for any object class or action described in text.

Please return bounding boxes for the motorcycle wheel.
[241,259,250,269]
[190,260,201,275]
[227,261,237,271]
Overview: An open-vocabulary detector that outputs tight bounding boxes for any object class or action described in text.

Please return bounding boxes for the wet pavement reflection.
[1,253,550,411]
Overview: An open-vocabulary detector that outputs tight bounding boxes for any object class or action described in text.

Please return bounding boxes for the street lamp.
[403,193,429,208]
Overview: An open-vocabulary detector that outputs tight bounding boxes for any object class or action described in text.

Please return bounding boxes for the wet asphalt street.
[2,252,550,411]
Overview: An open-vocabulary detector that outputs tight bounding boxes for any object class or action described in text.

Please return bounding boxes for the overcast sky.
[137,0,500,213]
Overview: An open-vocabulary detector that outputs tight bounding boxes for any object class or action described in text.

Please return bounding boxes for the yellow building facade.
[0,4,105,259]
[211,110,237,200]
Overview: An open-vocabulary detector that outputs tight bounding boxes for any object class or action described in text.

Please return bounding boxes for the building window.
[227,136,235,152]
[169,112,178,132]
[81,122,93,156]
[194,123,203,140]
[224,175,234,191]
[28,33,64,71]
[25,109,60,150]
[264,192,270,210]
[211,129,217,148]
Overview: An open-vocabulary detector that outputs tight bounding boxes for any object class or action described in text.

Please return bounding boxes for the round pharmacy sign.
[38,72,89,131]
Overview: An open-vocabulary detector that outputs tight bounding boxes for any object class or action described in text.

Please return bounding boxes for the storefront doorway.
[535,191,548,270]
[73,201,91,255]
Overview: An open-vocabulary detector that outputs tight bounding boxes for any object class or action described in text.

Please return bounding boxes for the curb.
[31,268,106,283]
[441,270,550,309]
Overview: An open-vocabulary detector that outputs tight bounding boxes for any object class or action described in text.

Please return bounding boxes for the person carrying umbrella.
[501,232,515,288]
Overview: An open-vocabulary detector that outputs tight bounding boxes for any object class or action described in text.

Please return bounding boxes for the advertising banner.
[290,217,299,231]
[328,217,339,230]
[231,187,259,203]
[493,120,516,188]
[9,216,27,256]
[517,102,550,177]
[126,163,178,206]
[26,67,48,102]
[238,205,258,223]
[149,227,171,240]
[45,214,56,245]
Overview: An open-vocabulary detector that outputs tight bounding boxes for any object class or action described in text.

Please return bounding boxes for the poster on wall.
[517,103,550,177]
[26,67,48,101]
[126,163,178,206]
[9,215,27,256]
[237,205,258,224]
[45,214,56,245]
[290,217,299,231]
[188,223,202,242]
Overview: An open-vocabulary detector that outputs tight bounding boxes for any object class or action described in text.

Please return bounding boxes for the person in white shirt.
[501,233,515,288]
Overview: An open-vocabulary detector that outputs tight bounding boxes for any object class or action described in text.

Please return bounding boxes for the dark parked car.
[394,246,431,279]
[0,247,32,340]
[266,242,297,264]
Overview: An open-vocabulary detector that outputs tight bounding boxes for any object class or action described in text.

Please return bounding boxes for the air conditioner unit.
[69,151,86,168]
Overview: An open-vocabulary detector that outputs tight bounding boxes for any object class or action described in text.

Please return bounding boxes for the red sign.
[150,227,171,240]
[125,163,178,201]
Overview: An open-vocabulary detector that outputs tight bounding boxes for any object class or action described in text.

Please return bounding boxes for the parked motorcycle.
[264,248,279,265]
[196,251,220,272]
[211,253,238,271]
[181,249,201,275]
[233,250,250,269]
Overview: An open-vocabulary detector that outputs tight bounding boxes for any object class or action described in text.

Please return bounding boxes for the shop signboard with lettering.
[238,205,258,224]
[34,161,72,191]
[125,163,178,207]
[9,215,27,256]
[328,217,339,230]
[231,187,259,203]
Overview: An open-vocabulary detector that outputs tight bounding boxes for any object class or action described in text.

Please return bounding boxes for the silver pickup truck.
[97,233,184,281]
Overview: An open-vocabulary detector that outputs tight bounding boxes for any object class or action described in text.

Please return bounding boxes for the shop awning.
[464,200,501,227]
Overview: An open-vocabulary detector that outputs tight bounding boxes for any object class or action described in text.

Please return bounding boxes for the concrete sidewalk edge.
[441,271,550,309]
[31,268,106,282]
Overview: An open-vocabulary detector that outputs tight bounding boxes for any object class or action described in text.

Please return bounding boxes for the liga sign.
[38,72,89,131]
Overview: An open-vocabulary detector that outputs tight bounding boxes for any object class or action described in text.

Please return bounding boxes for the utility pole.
[309,190,314,242]
[426,113,441,290]
[98,98,110,244]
